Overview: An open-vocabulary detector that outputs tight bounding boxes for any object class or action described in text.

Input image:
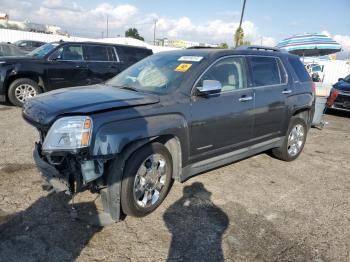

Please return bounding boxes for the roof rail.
[186,46,219,49]
[235,45,281,52]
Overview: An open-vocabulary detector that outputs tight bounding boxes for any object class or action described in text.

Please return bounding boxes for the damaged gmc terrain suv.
[23,46,315,221]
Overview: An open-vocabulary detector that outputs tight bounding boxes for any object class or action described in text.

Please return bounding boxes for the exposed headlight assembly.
[42,116,92,152]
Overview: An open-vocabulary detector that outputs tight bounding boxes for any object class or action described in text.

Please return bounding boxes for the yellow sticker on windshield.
[175,63,192,72]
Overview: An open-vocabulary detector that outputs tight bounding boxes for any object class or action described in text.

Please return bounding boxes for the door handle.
[238,96,253,102]
[282,89,292,94]
[75,65,87,68]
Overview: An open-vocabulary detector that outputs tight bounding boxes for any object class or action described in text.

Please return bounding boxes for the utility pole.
[153,19,158,45]
[235,0,247,47]
[106,16,109,38]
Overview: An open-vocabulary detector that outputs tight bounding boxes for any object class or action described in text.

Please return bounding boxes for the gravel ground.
[0,104,349,262]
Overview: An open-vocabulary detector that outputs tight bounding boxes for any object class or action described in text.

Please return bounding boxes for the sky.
[0,0,349,53]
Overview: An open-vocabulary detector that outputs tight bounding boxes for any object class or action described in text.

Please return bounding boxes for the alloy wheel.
[15,84,37,102]
[287,124,305,157]
[133,154,167,208]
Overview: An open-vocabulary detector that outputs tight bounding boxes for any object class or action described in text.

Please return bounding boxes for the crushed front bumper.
[33,143,70,193]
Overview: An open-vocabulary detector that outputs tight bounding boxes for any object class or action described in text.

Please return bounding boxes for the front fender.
[91,114,189,160]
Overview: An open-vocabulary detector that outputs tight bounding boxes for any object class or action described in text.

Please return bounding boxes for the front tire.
[8,78,41,107]
[121,143,173,217]
[272,118,307,161]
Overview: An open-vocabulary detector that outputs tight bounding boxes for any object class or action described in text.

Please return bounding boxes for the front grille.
[335,94,350,109]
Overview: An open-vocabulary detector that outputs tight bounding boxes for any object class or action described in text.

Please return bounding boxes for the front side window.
[84,45,116,61]
[197,57,247,92]
[249,56,281,86]
[54,45,83,61]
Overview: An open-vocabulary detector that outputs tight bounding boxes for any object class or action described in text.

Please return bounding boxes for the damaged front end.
[33,142,106,195]
[28,115,108,196]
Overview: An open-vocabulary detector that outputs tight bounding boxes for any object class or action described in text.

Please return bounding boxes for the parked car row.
[0,41,153,106]
[13,40,46,52]
[327,74,350,111]
[305,63,325,82]
[0,42,28,57]
[22,46,315,221]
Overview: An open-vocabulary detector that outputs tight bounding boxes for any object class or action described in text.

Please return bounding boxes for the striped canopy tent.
[276,33,342,57]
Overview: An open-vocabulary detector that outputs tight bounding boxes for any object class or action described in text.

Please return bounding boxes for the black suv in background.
[23,47,315,222]
[13,40,46,52]
[0,41,153,106]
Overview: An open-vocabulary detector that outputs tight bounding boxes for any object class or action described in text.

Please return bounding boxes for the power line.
[106,16,109,38]
[153,19,158,45]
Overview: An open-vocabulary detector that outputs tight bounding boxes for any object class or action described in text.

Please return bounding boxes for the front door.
[46,44,88,90]
[189,56,254,162]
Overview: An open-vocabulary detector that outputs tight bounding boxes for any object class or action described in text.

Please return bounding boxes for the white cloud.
[334,35,350,52]
[252,36,276,47]
[322,30,350,52]
[0,0,275,45]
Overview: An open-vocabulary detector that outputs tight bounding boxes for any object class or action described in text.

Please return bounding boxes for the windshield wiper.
[118,85,139,92]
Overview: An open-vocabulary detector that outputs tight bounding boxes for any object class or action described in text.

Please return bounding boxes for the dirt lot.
[0,104,349,262]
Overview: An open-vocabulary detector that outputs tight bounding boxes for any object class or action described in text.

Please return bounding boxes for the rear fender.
[285,93,314,131]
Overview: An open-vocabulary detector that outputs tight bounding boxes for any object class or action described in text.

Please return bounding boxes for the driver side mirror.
[196,80,222,96]
[338,78,344,82]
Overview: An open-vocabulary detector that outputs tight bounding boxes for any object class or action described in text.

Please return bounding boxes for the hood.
[23,84,160,126]
[334,80,350,91]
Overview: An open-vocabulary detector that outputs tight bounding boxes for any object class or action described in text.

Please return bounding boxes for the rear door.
[248,56,289,142]
[46,44,88,90]
[83,44,120,84]
[190,56,254,162]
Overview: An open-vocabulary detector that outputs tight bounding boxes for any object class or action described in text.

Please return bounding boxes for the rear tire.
[272,118,307,161]
[121,143,173,217]
[8,78,41,107]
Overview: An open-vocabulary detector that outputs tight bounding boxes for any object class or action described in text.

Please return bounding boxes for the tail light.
[326,88,339,107]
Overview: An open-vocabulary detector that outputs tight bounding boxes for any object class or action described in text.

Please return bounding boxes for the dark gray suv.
[23,46,315,222]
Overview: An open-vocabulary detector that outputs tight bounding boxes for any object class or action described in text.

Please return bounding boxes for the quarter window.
[249,56,281,86]
[288,57,311,82]
[197,57,247,92]
[84,45,117,61]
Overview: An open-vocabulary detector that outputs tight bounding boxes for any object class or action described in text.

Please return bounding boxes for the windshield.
[27,43,59,58]
[312,65,322,72]
[13,40,24,46]
[344,74,350,82]
[106,53,203,94]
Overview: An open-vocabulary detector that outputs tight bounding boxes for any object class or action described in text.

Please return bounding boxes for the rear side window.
[248,56,281,86]
[288,57,310,82]
[84,45,117,61]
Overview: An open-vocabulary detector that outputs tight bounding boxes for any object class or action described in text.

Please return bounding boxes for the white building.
[0,14,64,35]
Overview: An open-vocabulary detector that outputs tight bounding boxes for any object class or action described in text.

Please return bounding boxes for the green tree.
[125,28,144,41]
[218,42,229,49]
[234,27,251,47]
